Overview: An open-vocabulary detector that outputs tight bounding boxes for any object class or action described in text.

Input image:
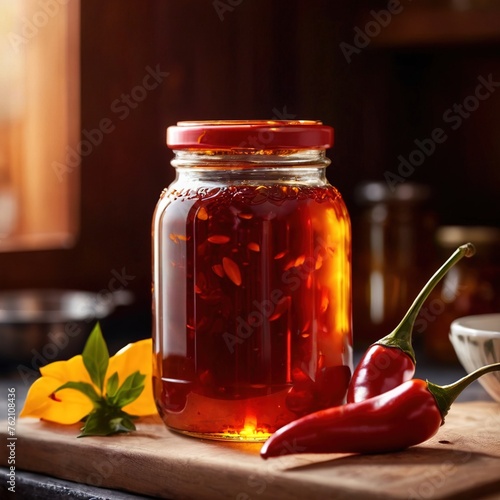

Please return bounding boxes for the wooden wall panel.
[0,0,498,345]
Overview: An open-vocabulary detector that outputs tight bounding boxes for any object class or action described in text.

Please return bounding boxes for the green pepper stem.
[376,243,475,363]
[427,362,500,421]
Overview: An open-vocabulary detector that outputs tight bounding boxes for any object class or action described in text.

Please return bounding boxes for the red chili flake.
[306,274,313,289]
[317,352,325,371]
[284,254,306,270]
[222,257,242,286]
[274,251,286,260]
[315,254,324,270]
[269,295,291,321]
[212,264,225,278]
[295,254,306,266]
[247,242,260,252]
[208,235,230,244]
[320,289,329,313]
[169,233,189,243]
[197,207,209,220]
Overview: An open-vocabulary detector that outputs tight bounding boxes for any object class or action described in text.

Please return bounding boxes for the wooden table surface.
[1,401,500,499]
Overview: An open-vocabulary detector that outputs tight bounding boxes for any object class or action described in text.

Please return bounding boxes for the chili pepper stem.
[377,243,476,363]
[427,362,500,422]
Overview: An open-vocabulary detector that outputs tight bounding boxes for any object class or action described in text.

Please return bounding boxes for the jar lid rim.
[166,120,334,150]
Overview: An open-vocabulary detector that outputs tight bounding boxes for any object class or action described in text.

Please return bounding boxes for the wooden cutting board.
[1,401,500,499]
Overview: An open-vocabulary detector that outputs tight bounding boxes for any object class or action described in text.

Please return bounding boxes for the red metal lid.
[166,120,334,150]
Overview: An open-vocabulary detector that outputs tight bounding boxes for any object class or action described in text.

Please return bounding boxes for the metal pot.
[0,289,133,373]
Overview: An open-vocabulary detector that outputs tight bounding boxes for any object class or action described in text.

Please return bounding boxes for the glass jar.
[421,226,500,363]
[352,181,437,346]
[152,120,352,441]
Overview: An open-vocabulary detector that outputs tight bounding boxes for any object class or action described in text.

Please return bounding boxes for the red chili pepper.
[261,362,500,459]
[347,243,475,404]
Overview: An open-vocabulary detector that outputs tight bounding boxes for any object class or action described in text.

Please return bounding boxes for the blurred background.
[1,0,499,370]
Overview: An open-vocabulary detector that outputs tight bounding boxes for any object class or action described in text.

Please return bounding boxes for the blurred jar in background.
[420,226,500,364]
[352,181,437,346]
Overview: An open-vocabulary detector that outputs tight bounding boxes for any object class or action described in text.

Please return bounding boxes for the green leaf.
[55,381,101,406]
[82,322,109,393]
[78,407,137,437]
[106,372,120,398]
[108,370,146,408]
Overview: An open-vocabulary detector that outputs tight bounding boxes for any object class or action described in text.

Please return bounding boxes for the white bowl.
[449,313,500,403]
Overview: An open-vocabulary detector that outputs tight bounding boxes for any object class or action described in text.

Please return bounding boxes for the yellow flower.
[21,339,157,425]
[20,355,94,424]
[108,339,157,416]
